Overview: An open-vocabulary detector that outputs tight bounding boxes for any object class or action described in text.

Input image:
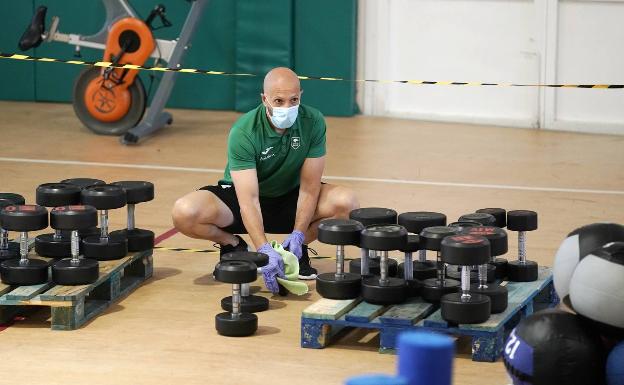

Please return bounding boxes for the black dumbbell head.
[36,183,82,207]
[0,205,48,232]
[476,208,507,228]
[507,210,538,231]
[52,258,99,285]
[458,213,497,226]
[81,184,127,210]
[360,224,408,251]
[60,178,106,189]
[82,234,128,260]
[460,226,508,257]
[398,211,447,234]
[419,226,460,251]
[221,251,269,268]
[0,193,26,206]
[0,258,49,285]
[441,234,490,266]
[111,181,154,204]
[448,221,480,231]
[214,260,257,284]
[50,205,98,231]
[215,312,258,337]
[318,219,364,246]
[400,234,420,253]
[349,207,397,227]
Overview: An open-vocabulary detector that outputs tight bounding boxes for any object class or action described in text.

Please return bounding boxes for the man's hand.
[282,230,305,259]
[258,243,285,293]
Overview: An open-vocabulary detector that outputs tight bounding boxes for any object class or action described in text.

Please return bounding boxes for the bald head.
[261,67,302,111]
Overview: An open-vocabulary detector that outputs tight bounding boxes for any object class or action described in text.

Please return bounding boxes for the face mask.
[267,104,299,129]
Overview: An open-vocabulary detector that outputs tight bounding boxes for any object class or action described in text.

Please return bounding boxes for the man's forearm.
[239,201,269,249]
[293,185,321,234]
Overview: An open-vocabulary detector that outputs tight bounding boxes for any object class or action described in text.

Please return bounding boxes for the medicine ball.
[503,309,606,385]
[569,242,624,340]
[553,223,624,299]
[606,340,624,385]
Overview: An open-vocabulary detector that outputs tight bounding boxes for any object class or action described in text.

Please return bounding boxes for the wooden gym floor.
[0,100,622,385]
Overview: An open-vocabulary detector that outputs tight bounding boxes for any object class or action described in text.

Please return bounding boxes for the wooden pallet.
[301,266,558,362]
[0,248,153,330]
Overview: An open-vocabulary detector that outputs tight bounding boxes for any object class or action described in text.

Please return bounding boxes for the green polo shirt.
[221,103,327,198]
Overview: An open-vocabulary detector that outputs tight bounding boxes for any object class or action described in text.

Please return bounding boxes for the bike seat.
[19,5,47,51]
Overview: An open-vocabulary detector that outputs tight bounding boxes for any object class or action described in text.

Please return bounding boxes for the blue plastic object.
[607,341,624,385]
[397,331,455,385]
[345,374,408,385]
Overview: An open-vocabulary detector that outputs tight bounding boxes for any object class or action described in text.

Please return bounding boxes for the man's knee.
[330,187,359,217]
[172,198,200,233]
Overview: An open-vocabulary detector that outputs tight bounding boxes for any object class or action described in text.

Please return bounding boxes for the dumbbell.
[110,181,154,252]
[506,210,539,282]
[81,185,128,260]
[461,226,508,313]
[214,260,258,337]
[397,211,446,281]
[316,219,364,299]
[399,234,422,297]
[440,234,491,324]
[220,251,269,312]
[447,221,479,231]
[361,224,408,305]
[34,183,82,258]
[50,206,100,285]
[458,212,497,227]
[420,226,461,303]
[0,205,49,285]
[476,208,506,228]
[0,193,25,260]
[61,178,106,189]
[348,208,398,277]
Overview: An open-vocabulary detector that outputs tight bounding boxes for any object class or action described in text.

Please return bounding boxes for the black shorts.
[199,182,300,234]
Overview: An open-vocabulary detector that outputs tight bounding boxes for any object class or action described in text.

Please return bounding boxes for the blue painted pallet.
[0,249,153,330]
[300,266,558,362]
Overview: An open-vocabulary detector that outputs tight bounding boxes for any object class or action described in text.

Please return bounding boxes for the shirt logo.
[261,146,273,155]
[291,137,300,150]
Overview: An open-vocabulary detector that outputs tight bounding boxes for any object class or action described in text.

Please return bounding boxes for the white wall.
[357,0,624,135]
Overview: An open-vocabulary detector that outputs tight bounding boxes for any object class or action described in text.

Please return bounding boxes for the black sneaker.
[298,245,318,280]
[216,235,249,258]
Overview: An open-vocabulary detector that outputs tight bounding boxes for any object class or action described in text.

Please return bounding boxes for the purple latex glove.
[258,243,285,294]
[282,230,305,259]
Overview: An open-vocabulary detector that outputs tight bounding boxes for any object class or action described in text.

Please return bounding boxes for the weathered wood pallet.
[0,246,153,330]
[301,266,558,362]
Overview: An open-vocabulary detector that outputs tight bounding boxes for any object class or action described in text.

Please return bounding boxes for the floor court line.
[0,156,622,196]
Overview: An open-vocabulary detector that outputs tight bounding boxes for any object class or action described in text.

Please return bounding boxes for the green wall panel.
[235,0,292,112]
[294,0,358,116]
[0,1,36,101]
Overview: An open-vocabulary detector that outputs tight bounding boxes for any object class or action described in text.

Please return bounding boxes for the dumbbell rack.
[301,266,558,362]
[0,240,152,330]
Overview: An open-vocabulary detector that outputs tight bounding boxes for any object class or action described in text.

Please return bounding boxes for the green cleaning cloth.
[271,241,309,295]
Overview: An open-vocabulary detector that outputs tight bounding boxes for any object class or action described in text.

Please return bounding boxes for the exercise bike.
[19,0,209,144]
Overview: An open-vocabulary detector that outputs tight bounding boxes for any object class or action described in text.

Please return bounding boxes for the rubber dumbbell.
[60,178,106,189]
[0,205,49,285]
[458,212,497,227]
[476,208,507,228]
[398,211,447,280]
[506,210,539,282]
[214,260,259,337]
[420,226,461,303]
[220,251,269,313]
[34,183,82,258]
[447,221,480,231]
[50,205,100,285]
[316,219,364,299]
[81,185,128,260]
[0,193,25,260]
[348,208,398,277]
[440,234,492,324]
[398,234,422,297]
[60,178,105,238]
[461,226,508,313]
[110,181,154,252]
[361,224,408,305]
[463,226,509,280]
